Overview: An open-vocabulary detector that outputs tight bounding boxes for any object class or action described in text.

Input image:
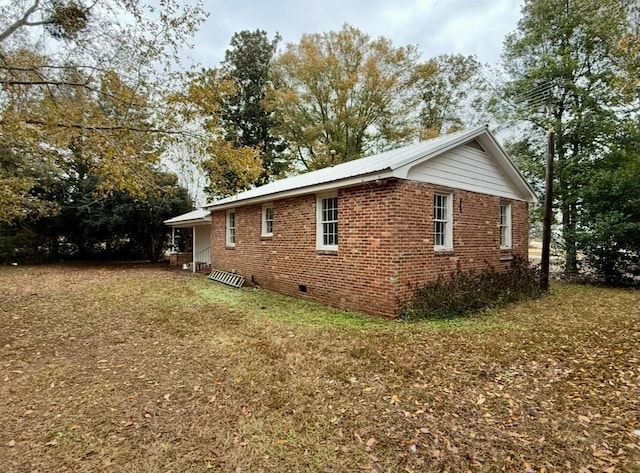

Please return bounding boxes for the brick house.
[203,126,536,317]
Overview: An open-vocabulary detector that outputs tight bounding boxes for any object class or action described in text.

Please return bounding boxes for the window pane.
[264,206,273,234]
[228,212,235,244]
[434,194,446,221]
[319,196,338,248]
[499,204,510,247]
[434,221,444,246]
[434,194,450,248]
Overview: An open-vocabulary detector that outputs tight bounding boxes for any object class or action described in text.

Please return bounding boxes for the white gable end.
[406,143,523,200]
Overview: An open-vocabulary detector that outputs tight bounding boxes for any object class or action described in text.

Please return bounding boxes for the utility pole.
[540,96,555,291]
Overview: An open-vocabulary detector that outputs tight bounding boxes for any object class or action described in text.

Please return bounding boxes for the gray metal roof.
[205,126,536,209]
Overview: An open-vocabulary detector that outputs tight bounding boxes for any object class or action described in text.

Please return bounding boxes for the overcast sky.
[183,0,524,70]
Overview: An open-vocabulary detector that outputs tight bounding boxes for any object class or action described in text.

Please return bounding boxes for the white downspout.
[171,227,175,250]
[192,224,196,273]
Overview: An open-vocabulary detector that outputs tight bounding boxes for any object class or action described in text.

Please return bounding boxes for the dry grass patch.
[0,264,638,472]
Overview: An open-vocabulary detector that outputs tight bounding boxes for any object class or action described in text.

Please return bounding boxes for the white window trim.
[226,209,236,247]
[316,193,338,251]
[261,203,274,237]
[500,203,512,249]
[434,193,453,251]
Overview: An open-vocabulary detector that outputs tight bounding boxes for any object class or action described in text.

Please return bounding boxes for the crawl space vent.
[208,269,245,288]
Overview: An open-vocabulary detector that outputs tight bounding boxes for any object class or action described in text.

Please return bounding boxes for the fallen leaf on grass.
[366,438,377,447]
[8,440,15,447]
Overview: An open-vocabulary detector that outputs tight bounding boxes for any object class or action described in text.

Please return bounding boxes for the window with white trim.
[262,203,273,237]
[434,193,453,251]
[499,203,512,249]
[226,209,236,247]
[316,194,338,250]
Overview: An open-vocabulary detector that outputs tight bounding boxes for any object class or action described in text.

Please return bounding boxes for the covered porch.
[163,209,212,273]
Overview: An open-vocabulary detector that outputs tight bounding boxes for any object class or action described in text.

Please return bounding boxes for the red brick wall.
[390,181,529,305]
[169,252,193,267]
[211,184,398,316]
[210,179,529,317]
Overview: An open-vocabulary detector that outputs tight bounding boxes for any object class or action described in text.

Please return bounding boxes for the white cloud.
[181,0,524,69]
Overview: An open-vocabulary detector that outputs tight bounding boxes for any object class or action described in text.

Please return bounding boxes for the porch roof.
[163,208,211,227]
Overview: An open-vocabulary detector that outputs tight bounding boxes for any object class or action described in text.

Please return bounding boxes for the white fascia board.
[208,171,394,211]
[164,218,211,228]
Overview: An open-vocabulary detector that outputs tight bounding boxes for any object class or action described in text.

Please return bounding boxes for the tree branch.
[13,118,196,137]
[0,79,92,87]
[0,0,43,44]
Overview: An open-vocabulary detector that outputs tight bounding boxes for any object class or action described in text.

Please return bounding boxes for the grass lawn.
[1,264,638,472]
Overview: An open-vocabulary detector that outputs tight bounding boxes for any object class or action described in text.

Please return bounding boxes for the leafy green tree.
[220,30,290,184]
[576,130,640,284]
[267,24,420,169]
[89,171,193,262]
[0,166,192,263]
[502,0,636,275]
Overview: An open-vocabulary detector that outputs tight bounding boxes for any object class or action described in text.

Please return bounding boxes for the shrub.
[400,256,542,320]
